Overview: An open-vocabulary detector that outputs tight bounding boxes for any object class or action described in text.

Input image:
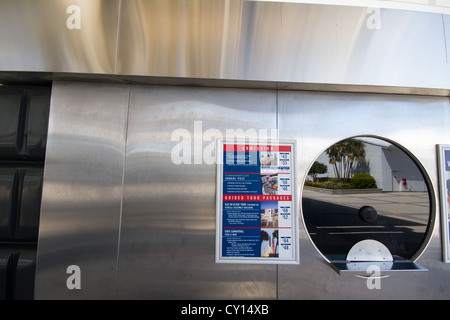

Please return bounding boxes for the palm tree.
[325,138,366,182]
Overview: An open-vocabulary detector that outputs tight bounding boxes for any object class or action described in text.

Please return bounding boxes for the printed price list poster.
[215,140,299,264]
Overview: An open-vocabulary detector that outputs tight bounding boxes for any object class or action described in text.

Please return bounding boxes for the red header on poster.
[224,144,291,152]
[223,194,292,201]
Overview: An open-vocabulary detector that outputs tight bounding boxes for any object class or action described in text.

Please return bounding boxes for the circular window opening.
[302,136,434,263]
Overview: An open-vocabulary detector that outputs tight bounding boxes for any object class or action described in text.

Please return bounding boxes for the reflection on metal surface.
[346,239,393,261]
[33,81,450,299]
[116,85,278,299]
[117,0,450,89]
[0,87,50,161]
[250,0,450,14]
[34,81,130,299]
[0,85,50,299]
[277,90,449,298]
[1,0,449,90]
[332,259,428,274]
[302,136,433,261]
[0,0,119,73]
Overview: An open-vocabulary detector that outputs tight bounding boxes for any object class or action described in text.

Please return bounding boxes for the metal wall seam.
[113,83,131,299]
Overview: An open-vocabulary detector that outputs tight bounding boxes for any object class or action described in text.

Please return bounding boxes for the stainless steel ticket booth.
[0,0,450,300]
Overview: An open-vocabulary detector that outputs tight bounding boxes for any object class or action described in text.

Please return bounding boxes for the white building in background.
[315,137,427,192]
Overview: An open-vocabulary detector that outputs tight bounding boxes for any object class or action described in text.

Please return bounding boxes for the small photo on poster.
[261,228,279,258]
[260,152,278,167]
[261,201,278,228]
[261,174,278,195]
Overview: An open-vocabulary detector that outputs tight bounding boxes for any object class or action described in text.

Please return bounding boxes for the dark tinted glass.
[303,137,432,261]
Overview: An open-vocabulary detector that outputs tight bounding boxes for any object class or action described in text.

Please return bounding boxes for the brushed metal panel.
[277,90,450,299]
[444,14,450,64]
[34,81,130,299]
[274,4,448,87]
[0,0,119,74]
[0,0,449,90]
[116,0,233,78]
[116,85,278,299]
[117,0,450,89]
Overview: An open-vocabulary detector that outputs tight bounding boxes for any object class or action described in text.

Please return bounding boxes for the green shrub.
[304,180,352,189]
[350,173,377,189]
